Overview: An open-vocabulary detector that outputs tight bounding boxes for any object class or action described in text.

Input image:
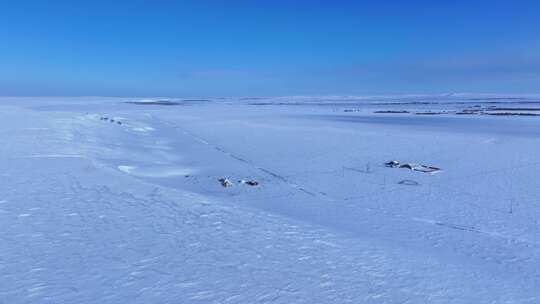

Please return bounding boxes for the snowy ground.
[1,95,540,303]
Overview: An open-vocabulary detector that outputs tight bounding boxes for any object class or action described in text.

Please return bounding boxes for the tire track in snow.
[160,120,321,198]
[413,217,540,247]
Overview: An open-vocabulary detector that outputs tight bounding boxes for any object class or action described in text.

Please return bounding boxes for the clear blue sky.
[1,1,539,97]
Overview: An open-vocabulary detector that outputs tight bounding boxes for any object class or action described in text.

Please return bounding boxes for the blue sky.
[0,0,539,97]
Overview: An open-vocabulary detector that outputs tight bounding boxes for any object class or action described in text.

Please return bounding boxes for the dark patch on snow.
[374,110,410,114]
[126,100,181,106]
[398,180,420,186]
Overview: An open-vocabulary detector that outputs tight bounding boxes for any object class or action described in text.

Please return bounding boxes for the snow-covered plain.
[2,95,540,303]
